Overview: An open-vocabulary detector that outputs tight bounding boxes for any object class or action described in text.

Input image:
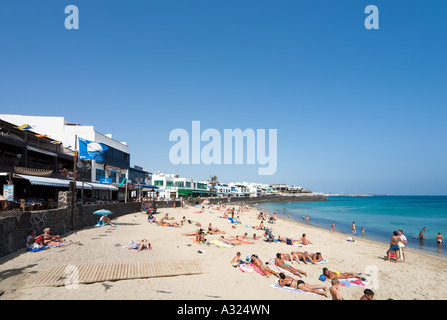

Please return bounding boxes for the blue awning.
[135,184,159,189]
[14,174,71,188]
[13,174,118,191]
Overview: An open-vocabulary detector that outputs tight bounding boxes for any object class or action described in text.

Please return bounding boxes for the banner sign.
[3,185,14,201]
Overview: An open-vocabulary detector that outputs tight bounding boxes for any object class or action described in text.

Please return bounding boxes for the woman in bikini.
[322,267,361,280]
[251,255,278,278]
[290,251,314,264]
[275,253,307,277]
[278,273,327,297]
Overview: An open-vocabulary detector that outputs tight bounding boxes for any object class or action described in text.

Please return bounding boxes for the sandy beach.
[1,202,447,300]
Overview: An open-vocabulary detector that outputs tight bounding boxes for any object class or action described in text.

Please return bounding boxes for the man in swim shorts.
[387,231,400,263]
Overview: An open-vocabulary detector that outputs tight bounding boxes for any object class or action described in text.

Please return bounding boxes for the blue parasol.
[195,205,203,209]
[93,209,113,215]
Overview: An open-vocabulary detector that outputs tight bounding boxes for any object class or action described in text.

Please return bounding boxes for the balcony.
[0,156,90,181]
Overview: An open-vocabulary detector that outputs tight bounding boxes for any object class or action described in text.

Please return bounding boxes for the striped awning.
[14,174,71,187]
[13,174,118,190]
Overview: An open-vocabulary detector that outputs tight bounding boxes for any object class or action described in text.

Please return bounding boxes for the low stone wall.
[0,202,142,257]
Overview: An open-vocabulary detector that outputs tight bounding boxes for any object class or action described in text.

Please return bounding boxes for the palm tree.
[210,175,218,191]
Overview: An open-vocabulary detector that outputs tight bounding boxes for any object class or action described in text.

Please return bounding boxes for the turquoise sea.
[259,196,447,257]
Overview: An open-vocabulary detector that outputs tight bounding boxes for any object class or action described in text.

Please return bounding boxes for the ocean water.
[259,196,447,257]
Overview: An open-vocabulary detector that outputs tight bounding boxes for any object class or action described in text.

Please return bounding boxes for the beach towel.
[27,246,46,252]
[337,278,367,287]
[266,261,295,276]
[314,259,328,264]
[270,280,322,295]
[45,241,73,249]
[209,240,233,248]
[227,218,241,224]
[322,277,367,287]
[124,240,138,249]
[239,264,254,273]
[252,264,265,276]
[293,243,314,248]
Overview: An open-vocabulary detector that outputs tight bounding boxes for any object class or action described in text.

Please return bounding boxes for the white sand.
[1,203,447,300]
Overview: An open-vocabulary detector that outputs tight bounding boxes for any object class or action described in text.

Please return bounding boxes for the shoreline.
[274,214,447,262]
[1,203,447,300]
[257,198,447,260]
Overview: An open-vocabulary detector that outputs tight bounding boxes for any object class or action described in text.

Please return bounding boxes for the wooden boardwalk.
[24,260,203,287]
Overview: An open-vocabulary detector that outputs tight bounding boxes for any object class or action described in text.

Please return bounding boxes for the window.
[110,171,117,183]
[96,169,105,181]
[176,181,184,187]
[154,180,164,186]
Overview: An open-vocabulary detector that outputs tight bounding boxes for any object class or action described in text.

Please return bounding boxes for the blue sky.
[1,0,446,195]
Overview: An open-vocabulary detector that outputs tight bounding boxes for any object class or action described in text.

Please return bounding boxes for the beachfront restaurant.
[0,173,119,211]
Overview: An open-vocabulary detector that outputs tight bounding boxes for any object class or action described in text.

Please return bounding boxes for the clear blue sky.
[1,0,446,195]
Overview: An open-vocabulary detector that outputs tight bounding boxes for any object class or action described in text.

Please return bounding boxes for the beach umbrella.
[93,209,113,215]
[195,205,203,209]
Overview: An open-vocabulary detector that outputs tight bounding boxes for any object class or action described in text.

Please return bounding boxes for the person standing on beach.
[331,222,335,232]
[387,231,400,263]
[362,227,365,238]
[352,222,356,235]
[397,230,407,263]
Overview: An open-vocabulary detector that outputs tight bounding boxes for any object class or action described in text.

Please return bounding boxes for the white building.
[151,172,214,200]
[0,114,130,199]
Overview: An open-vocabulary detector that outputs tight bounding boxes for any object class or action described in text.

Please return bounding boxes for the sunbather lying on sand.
[136,239,152,252]
[219,236,241,245]
[308,252,324,262]
[157,221,180,227]
[278,273,327,297]
[207,223,225,234]
[251,255,279,278]
[322,267,362,280]
[275,253,307,277]
[230,235,254,244]
[291,251,315,264]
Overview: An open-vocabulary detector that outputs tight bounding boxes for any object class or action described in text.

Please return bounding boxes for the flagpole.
[71,134,78,229]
